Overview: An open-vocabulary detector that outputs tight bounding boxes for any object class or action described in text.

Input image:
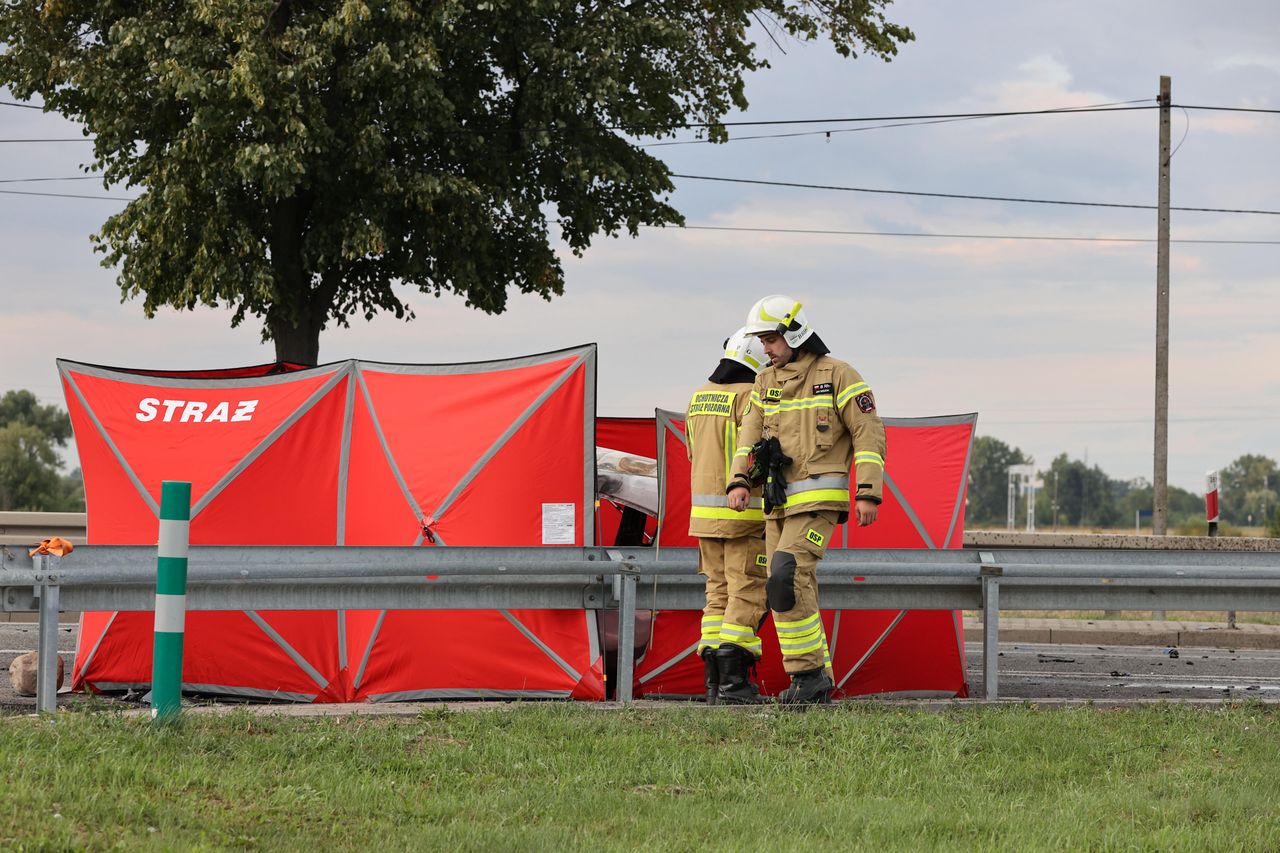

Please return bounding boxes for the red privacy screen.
[63,347,605,702]
[641,412,977,700]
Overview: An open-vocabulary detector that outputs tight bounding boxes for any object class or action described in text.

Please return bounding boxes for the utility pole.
[1153,75,1171,536]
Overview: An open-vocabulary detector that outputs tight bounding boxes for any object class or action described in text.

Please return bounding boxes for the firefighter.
[687,328,769,705]
[726,295,886,705]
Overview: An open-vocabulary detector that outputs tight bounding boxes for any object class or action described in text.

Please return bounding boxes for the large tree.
[0,1,913,364]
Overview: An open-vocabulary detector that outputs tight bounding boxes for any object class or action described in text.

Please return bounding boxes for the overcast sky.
[2,1,1277,493]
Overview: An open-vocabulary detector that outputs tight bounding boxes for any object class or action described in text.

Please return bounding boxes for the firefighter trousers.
[765,510,839,674]
[698,534,768,657]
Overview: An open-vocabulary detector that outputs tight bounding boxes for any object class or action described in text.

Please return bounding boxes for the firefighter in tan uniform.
[727,295,886,705]
[687,328,769,705]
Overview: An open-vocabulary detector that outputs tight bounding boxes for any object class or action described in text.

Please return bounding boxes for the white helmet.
[722,327,767,374]
[743,295,814,348]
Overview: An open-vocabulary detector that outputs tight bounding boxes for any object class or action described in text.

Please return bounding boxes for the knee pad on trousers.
[766,551,798,612]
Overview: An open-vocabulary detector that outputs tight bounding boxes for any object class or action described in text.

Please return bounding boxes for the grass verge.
[2,704,1278,850]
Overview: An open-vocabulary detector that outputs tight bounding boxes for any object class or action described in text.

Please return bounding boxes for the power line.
[1176,104,1280,115]
[0,188,130,201]
[0,176,99,183]
[17,170,1271,220]
[649,224,1280,245]
[670,173,1280,216]
[3,100,1158,144]
[644,99,1152,147]
[643,115,980,147]
[628,103,1157,131]
[3,98,1274,130]
[8,107,1136,146]
[4,188,1276,245]
[3,99,1274,162]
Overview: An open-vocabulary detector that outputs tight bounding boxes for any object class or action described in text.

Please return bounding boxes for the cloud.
[1214,54,1280,75]
[1185,113,1267,136]
[1000,55,1079,103]
[970,54,1124,139]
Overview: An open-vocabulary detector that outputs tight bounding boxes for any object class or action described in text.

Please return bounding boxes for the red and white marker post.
[1205,470,1220,537]
[1203,468,1233,627]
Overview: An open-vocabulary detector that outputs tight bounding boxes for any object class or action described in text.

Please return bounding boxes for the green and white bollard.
[151,481,191,722]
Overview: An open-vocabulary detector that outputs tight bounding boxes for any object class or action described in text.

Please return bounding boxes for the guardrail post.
[152,481,191,723]
[36,556,60,715]
[615,567,638,705]
[980,564,1002,700]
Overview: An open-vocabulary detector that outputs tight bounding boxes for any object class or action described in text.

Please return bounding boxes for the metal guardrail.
[7,544,1280,713]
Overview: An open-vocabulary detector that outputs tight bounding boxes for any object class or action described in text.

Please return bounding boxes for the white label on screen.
[542,503,576,545]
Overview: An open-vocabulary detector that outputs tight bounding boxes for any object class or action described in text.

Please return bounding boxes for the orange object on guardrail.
[29,537,75,557]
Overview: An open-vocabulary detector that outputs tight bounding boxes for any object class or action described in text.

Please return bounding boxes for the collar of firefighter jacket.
[772,347,818,380]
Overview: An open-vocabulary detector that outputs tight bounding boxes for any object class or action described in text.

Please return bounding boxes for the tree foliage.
[969,440,1208,531]
[1032,453,1117,528]
[0,423,60,511]
[0,390,72,446]
[965,435,1029,526]
[0,1,913,364]
[1218,453,1278,526]
[0,391,83,511]
[1114,481,1203,531]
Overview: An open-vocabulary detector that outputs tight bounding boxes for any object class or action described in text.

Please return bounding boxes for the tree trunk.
[266,194,323,367]
[271,318,322,366]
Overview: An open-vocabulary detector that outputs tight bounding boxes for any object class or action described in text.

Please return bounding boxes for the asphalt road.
[968,642,1280,701]
[3,622,1277,714]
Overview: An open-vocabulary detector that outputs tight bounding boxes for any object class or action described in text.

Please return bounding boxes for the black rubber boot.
[715,644,763,705]
[701,648,719,705]
[777,667,834,705]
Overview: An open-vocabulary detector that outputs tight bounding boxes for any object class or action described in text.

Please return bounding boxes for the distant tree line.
[0,391,84,512]
[967,435,1280,534]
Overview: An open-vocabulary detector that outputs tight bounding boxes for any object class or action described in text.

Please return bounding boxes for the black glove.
[749,437,791,514]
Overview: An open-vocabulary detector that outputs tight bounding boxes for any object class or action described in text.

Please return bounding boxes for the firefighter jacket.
[728,350,886,518]
[687,381,765,538]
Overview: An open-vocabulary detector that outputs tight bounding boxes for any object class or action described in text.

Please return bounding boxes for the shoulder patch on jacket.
[688,390,735,417]
[855,391,876,413]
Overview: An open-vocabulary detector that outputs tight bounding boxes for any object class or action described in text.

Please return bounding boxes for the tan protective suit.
[687,382,767,657]
[729,350,887,673]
